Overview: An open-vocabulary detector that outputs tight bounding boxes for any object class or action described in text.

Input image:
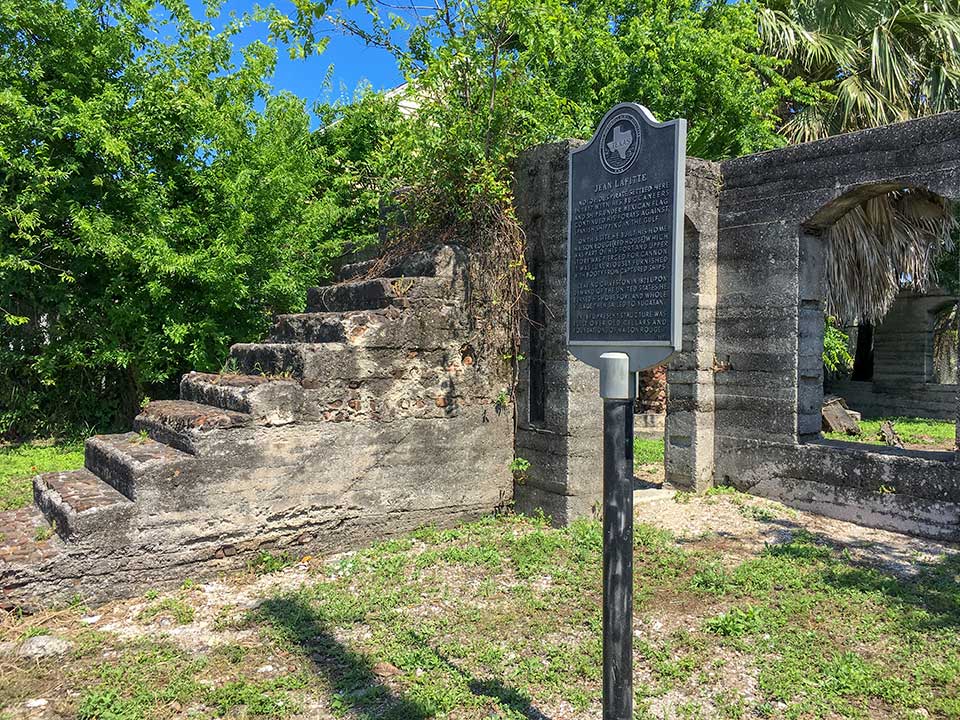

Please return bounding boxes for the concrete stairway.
[0,245,513,608]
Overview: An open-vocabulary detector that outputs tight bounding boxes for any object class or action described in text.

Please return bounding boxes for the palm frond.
[869,18,917,99]
[758,6,860,69]
[763,0,960,134]
[825,189,956,323]
[836,71,901,129]
[780,101,833,142]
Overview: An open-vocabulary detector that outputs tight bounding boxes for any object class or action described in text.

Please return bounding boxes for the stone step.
[228,342,462,387]
[269,312,347,344]
[180,372,303,425]
[228,342,482,421]
[0,506,63,576]
[269,306,465,349]
[306,276,457,313]
[33,469,136,543]
[85,432,192,501]
[133,400,252,455]
[336,244,465,281]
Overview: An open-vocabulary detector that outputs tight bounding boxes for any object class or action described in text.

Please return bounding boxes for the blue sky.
[184,0,406,111]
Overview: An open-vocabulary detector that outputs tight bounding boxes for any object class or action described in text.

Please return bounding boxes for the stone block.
[134,400,252,456]
[306,277,457,313]
[181,373,304,426]
[85,433,191,502]
[33,470,135,543]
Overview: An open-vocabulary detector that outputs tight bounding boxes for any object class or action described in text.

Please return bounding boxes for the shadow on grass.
[821,549,960,633]
[257,596,552,719]
[697,511,960,632]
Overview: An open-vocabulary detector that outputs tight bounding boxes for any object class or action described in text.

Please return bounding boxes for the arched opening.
[799,183,958,452]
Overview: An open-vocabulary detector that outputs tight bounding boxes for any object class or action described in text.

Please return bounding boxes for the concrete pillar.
[796,231,827,441]
[665,160,721,492]
[512,141,602,526]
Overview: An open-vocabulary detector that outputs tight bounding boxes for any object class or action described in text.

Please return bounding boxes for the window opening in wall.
[528,254,546,424]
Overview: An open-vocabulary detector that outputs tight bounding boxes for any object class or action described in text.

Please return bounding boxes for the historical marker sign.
[568,104,688,720]
[567,103,686,371]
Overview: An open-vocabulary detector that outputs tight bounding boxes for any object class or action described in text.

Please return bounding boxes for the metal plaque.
[567,103,686,371]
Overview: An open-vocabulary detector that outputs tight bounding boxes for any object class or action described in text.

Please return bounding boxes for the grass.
[824,416,956,449]
[2,509,957,719]
[137,597,196,625]
[634,436,665,466]
[250,550,297,575]
[0,440,85,511]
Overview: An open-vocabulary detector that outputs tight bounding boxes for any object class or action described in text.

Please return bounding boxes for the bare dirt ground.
[633,484,953,579]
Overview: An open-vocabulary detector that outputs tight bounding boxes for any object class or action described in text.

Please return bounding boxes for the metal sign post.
[566,103,686,719]
[599,353,636,720]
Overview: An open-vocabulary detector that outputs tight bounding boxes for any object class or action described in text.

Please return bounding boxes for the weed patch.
[825,416,955,449]
[634,437,665,466]
[137,597,195,625]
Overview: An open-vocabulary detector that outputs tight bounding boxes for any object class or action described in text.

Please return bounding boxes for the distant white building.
[385,83,421,118]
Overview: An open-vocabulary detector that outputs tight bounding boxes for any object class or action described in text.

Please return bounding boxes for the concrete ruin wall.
[873,288,958,385]
[828,288,958,420]
[712,113,960,540]
[828,379,958,420]
[514,113,960,540]
[511,140,602,525]
[1,246,513,608]
[511,143,720,521]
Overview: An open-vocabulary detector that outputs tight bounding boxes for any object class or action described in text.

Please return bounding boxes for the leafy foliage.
[0,0,392,439]
[273,0,810,370]
[936,240,960,295]
[823,316,853,373]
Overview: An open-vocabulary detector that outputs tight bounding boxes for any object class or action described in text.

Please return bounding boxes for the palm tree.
[759,0,960,143]
[758,0,960,323]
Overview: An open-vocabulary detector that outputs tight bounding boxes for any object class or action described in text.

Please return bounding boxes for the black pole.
[602,394,634,720]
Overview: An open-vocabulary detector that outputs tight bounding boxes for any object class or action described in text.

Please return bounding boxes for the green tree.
[0,0,390,439]
[542,0,810,159]
[274,0,808,361]
[823,316,853,373]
